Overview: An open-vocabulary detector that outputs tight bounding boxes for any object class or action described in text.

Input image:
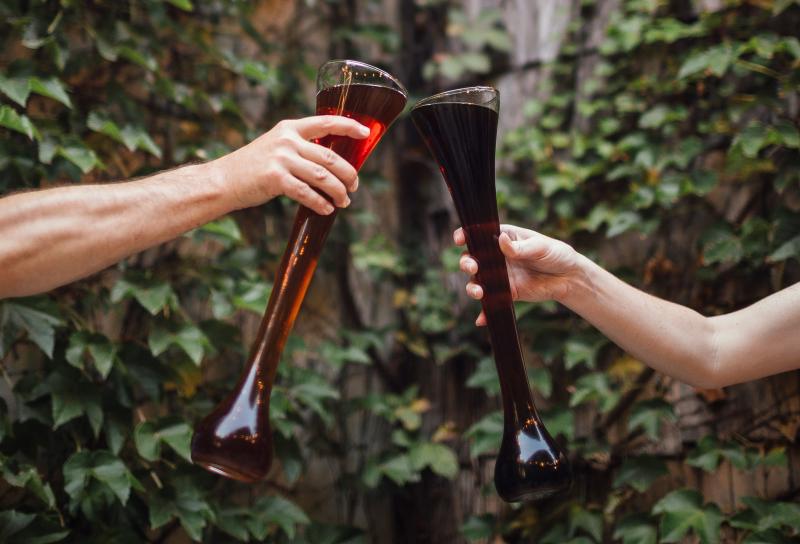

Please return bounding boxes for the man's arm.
[456,225,800,389]
[0,116,369,299]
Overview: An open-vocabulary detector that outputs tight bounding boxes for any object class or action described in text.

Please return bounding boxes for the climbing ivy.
[1,0,798,542]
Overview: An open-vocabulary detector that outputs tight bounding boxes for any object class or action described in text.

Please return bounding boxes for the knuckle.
[276,134,296,149]
[320,116,336,130]
[265,164,283,182]
[323,148,337,165]
[288,181,307,200]
[314,165,328,180]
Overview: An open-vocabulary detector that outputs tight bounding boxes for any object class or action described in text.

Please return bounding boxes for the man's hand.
[214,116,370,215]
[454,224,581,326]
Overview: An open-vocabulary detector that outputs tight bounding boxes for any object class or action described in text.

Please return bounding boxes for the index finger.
[293,115,371,140]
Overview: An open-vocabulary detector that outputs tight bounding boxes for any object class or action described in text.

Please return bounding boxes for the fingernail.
[359,125,370,137]
[352,177,359,191]
[468,285,478,297]
[325,204,335,214]
[343,196,351,207]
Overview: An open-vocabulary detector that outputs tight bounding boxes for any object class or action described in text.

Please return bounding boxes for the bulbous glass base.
[494,419,572,502]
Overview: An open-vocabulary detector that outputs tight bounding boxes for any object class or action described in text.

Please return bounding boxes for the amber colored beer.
[191,70,407,482]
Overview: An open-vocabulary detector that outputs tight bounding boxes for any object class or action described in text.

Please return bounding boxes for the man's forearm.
[0,161,232,298]
[559,255,719,388]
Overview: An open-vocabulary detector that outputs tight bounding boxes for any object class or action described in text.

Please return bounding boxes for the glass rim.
[317,59,408,97]
[412,86,498,110]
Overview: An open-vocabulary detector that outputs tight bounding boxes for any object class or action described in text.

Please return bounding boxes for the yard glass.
[191,60,408,482]
[411,87,572,501]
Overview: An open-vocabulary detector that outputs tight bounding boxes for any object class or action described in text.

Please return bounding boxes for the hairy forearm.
[0,161,231,298]
[559,255,720,388]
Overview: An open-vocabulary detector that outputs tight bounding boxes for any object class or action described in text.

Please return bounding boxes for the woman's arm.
[0,116,369,299]
[455,225,800,389]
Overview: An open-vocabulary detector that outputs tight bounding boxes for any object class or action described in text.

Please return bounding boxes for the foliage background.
[0,0,799,543]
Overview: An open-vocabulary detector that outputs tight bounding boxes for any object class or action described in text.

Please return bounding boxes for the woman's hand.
[454,224,582,326]
[214,116,370,215]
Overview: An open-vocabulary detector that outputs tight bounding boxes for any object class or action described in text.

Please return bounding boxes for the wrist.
[199,157,238,212]
[557,253,598,309]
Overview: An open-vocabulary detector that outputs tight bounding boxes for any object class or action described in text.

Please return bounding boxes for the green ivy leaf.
[541,407,575,441]
[564,336,605,369]
[613,455,668,493]
[197,216,242,243]
[46,372,104,437]
[147,483,213,541]
[408,442,458,479]
[0,75,32,107]
[87,112,162,158]
[628,399,675,440]
[57,142,101,174]
[769,234,800,262]
[66,332,117,379]
[773,120,799,148]
[730,496,800,533]
[290,380,340,424]
[612,514,657,544]
[214,507,250,541]
[117,45,158,72]
[148,323,210,365]
[529,366,552,398]
[231,279,271,314]
[0,105,39,140]
[246,496,309,540]
[378,454,420,486]
[134,420,192,462]
[165,0,194,11]
[465,357,500,395]
[687,436,750,472]
[111,277,178,315]
[0,510,69,543]
[460,514,495,541]
[0,298,63,358]
[464,411,503,458]
[743,529,795,544]
[569,373,620,413]
[678,43,736,79]
[63,450,138,518]
[0,457,56,509]
[735,122,770,158]
[702,224,743,265]
[567,505,603,542]
[28,77,71,108]
[652,489,723,544]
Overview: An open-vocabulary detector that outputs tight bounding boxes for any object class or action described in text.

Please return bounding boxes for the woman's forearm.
[559,257,800,388]
[559,255,720,388]
[457,225,800,388]
[0,161,231,298]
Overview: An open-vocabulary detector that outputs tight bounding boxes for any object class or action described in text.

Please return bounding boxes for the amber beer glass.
[191,60,407,482]
[411,87,571,501]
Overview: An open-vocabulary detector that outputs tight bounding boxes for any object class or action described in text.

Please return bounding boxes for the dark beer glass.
[191,60,407,482]
[411,87,571,501]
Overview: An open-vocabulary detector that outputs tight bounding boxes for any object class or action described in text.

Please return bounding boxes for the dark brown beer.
[191,81,406,482]
[412,93,571,501]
